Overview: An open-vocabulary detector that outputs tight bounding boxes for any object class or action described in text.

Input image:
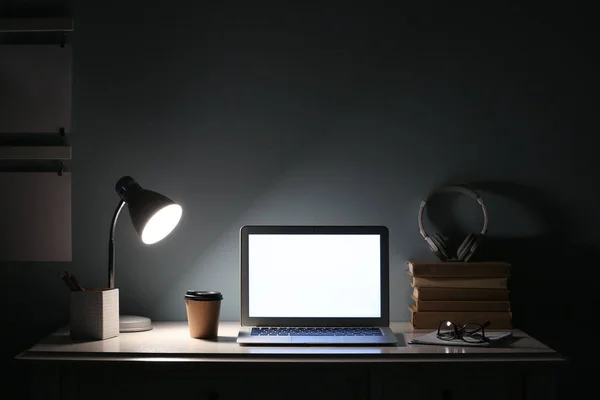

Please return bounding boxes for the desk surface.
[16,321,565,363]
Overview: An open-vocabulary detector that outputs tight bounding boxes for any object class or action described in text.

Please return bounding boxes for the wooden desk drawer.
[370,363,524,400]
[61,362,368,400]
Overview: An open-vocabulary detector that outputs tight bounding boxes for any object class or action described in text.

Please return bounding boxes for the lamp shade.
[115,176,182,244]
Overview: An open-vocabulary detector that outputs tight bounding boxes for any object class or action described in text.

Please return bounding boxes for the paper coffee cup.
[185,290,223,339]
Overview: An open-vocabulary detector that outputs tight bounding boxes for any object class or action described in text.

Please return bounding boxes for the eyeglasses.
[436,320,490,344]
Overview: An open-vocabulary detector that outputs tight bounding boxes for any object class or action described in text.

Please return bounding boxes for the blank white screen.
[248,234,381,318]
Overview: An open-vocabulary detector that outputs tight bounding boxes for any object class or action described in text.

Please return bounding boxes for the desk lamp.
[109,176,182,332]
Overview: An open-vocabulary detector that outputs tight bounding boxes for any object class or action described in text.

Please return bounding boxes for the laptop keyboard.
[250,327,383,336]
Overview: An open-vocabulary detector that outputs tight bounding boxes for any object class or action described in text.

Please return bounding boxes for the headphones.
[418,185,488,262]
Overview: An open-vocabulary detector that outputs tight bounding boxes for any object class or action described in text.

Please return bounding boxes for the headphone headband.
[418,185,488,239]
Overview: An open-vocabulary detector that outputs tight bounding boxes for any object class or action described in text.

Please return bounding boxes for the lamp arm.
[108,199,126,288]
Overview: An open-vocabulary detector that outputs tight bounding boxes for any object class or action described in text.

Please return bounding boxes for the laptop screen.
[248,233,381,318]
[240,226,390,327]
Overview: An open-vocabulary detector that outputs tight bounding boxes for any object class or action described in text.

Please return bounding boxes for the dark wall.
[2,1,598,398]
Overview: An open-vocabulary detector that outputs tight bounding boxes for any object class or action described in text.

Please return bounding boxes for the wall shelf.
[0,172,72,262]
[0,17,73,32]
[0,44,72,133]
[0,146,71,160]
[0,16,73,262]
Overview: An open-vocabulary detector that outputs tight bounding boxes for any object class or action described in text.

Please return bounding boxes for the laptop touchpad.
[291,337,346,344]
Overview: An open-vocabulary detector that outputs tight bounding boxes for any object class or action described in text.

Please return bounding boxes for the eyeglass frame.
[436,320,491,343]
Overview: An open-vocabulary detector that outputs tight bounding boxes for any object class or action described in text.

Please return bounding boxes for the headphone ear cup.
[424,235,448,261]
[457,233,477,261]
[462,234,482,261]
[431,233,450,261]
[457,233,474,261]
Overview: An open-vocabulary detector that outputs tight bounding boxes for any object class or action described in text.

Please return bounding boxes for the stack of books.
[407,260,512,329]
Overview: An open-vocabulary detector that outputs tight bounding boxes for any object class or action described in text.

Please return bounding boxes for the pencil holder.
[69,288,119,341]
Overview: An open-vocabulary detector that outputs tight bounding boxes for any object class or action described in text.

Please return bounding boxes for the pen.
[68,273,85,291]
[60,271,76,291]
[60,271,85,291]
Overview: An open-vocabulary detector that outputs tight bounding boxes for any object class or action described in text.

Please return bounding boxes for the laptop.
[236,225,398,345]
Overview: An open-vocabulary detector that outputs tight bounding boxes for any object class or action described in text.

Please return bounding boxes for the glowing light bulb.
[141,204,182,244]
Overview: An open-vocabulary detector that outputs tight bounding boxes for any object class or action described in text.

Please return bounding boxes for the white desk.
[17,321,566,400]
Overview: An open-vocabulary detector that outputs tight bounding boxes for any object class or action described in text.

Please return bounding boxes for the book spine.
[409,308,513,329]
[412,299,511,312]
[408,262,511,278]
[411,276,508,289]
[413,287,510,301]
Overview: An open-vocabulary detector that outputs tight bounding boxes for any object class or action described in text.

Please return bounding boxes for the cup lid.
[185,290,223,301]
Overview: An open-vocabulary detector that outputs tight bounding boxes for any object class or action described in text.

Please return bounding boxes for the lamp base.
[119,315,152,332]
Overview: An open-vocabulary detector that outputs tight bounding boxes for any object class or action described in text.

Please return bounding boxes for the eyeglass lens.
[462,323,486,343]
[438,320,457,339]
